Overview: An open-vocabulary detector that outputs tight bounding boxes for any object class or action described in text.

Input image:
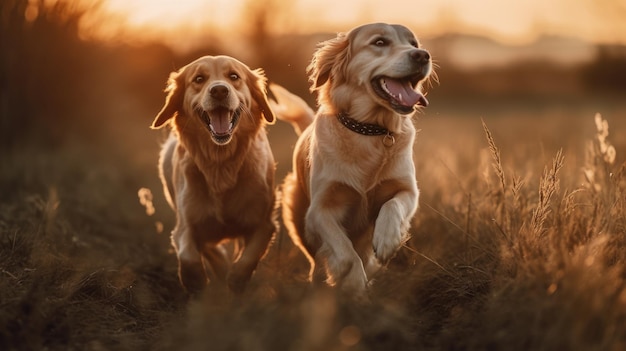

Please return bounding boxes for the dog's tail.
[268,83,315,136]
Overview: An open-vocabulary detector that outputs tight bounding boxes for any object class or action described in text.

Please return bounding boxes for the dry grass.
[1,106,625,351]
[3,3,625,349]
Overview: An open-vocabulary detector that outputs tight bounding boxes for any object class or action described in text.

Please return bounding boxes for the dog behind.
[151,55,277,294]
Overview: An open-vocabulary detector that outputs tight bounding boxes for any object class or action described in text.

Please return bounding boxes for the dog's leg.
[353,228,381,280]
[227,220,275,293]
[281,172,317,281]
[171,223,207,294]
[202,244,230,283]
[307,183,368,295]
[372,188,418,264]
[309,212,368,294]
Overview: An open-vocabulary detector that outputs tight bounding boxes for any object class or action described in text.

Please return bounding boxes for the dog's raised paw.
[372,225,403,264]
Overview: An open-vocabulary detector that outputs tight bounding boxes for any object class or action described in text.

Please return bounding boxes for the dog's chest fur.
[174,136,272,234]
[313,115,414,192]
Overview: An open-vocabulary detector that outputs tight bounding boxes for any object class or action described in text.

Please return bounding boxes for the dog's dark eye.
[229,73,240,81]
[193,75,205,84]
[372,38,388,47]
[410,40,419,48]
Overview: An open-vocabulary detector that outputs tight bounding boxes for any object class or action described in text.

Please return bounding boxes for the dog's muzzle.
[371,49,431,114]
[198,107,242,144]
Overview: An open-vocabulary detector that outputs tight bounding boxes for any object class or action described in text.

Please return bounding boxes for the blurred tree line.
[1,0,625,154]
[581,45,626,93]
[1,0,176,151]
[2,0,94,148]
[0,0,315,154]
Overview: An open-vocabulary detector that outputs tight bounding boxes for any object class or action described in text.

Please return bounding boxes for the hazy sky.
[45,0,626,51]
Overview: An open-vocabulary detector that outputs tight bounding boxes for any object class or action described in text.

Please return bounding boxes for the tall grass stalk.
[529,148,564,238]
[482,119,508,229]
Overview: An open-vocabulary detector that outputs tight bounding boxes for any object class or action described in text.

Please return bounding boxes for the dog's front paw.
[372,225,403,265]
[179,260,207,295]
[227,266,253,294]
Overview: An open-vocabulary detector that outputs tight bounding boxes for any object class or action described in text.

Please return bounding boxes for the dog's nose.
[410,49,430,64]
[210,84,229,100]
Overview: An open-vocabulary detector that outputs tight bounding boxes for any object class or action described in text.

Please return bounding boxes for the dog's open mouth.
[372,75,428,114]
[197,105,242,145]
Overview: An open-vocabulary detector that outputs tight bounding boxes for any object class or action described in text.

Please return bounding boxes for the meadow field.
[2,2,626,350]
[2,96,625,351]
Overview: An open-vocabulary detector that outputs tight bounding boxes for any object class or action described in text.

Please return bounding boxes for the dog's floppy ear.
[248,68,275,124]
[151,71,184,129]
[307,31,351,91]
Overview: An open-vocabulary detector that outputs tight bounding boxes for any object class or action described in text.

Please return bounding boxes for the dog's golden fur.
[151,55,276,294]
[274,23,432,296]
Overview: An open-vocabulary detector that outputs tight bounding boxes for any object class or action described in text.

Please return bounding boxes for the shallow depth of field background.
[1,1,625,350]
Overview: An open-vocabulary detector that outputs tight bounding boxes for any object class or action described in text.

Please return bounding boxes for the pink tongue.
[209,109,231,134]
[384,78,428,107]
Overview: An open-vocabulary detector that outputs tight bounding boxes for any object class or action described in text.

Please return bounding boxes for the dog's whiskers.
[239,104,255,123]
[427,61,441,88]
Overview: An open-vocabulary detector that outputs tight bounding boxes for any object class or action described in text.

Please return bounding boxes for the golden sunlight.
[73,0,244,49]
[96,0,240,30]
[42,0,626,52]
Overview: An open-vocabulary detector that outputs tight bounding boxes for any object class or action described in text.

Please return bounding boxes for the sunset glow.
[40,0,626,52]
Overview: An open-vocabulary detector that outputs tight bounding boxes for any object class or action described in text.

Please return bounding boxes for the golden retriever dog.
[151,55,277,294]
[273,23,432,297]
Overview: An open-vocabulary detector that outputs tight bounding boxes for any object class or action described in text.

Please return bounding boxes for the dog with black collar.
[272,22,432,298]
